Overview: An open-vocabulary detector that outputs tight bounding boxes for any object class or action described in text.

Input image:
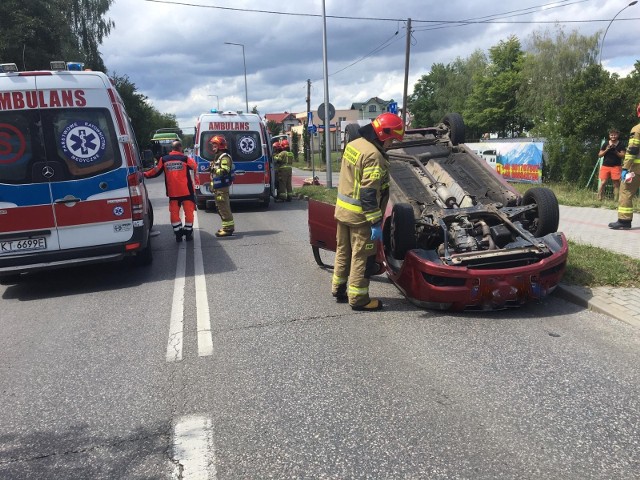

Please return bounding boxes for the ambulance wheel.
[133,235,153,267]
[259,195,270,209]
[148,201,154,229]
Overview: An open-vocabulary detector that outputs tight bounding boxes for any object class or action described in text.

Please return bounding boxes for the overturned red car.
[308,114,568,311]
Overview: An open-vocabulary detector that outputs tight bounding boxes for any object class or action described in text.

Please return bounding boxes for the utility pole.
[402,18,412,128]
[306,79,312,168]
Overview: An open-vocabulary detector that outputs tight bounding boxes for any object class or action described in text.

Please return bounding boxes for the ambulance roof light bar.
[0,63,19,73]
[50,61,85,71]
[50,61,66,71]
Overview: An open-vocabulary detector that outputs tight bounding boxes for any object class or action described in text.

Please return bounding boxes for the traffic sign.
[317,102,335,121]
[307,124,317,134]
[388,101,398,114]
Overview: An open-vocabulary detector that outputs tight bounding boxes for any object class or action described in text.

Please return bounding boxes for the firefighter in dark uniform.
[207,135,235,237]
[609,102,640,230]
[144,141,197,242]
[332,112,405,311]
[274,139,294,201]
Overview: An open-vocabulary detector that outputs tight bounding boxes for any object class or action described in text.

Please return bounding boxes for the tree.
[267,120,282,136]
[291,132,300,162]
[111,73,179,149]
[464,36,530,138]
[519,25,599,136]
[408,50,487,136]
[64,0,115,71]
[0,0,70,70]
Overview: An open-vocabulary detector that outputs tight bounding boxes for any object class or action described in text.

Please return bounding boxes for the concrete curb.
[555,284,640,329]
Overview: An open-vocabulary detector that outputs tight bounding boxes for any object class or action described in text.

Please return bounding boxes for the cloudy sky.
[100,0,640,131]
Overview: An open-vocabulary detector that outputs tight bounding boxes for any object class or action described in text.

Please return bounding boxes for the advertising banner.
[466,141,543,183]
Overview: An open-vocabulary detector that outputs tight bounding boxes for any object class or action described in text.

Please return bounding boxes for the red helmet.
[636,102,640,118]
[372,112,404,142]
[280,139,290,150]
[273,141,283,152]
[209,135,228,150]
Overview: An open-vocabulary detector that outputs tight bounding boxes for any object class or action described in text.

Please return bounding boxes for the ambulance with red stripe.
[193,110,275,208]
[0,62,153,281]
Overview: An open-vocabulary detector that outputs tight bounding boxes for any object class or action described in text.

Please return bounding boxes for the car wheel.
[442,113,465,145]
[522,187,559,237]
[344,123,361,149]
[389,203,416,260]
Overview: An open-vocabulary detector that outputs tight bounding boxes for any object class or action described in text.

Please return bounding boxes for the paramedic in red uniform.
[332,112,404,311]
[144,141,198,242]
[208,135,235,237]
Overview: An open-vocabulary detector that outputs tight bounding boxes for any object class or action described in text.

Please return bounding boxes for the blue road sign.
[308,124,317,134]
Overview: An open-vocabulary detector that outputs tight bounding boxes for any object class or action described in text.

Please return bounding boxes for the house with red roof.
[264,112,300,134]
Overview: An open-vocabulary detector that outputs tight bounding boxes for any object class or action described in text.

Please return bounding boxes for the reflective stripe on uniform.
[348,285,369,296]
[618,206,634,215]
[332,274,347,286]
[337,197,363,213]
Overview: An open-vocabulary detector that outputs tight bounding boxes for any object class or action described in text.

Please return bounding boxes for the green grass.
[295,183,640,288]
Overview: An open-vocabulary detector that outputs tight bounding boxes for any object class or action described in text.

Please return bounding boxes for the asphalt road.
[1,178,639,479]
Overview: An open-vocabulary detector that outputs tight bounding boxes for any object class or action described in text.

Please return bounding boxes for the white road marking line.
[172,415,216,479]
[166,242,187,363]
[193,212,214,357]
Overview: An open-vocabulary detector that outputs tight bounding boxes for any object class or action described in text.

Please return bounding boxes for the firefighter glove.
[370,223,382,241]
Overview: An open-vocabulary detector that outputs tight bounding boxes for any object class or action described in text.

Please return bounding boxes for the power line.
[143,0,639,25]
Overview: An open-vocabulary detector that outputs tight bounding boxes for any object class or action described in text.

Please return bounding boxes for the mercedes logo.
[42,165,55,179]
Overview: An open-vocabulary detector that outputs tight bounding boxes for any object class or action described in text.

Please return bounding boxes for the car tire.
[344,123,361,149]
[522,187,559,237]
[442,113,465,145]
[389,203,416,260]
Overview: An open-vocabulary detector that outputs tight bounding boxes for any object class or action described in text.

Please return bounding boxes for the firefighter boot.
[332,284,348,303]
[351,298,384,311]
[175,228,184,243]
[215,229,234,237]
[184,230,193,242]
[608,220,632,230]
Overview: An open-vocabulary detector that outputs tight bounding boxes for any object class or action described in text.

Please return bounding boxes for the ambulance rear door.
[35,72,134,250]
[0,74,61,256]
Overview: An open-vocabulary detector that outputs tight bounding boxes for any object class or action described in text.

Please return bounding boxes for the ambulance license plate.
[0,237,47,254]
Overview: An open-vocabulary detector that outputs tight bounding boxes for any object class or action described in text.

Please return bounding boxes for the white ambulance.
[0,62,153,281]
[193,110,275,208]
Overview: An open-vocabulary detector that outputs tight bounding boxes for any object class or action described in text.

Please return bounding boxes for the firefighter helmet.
[372,112,404,142]
[209,135,228,150]
[280,139,290,150]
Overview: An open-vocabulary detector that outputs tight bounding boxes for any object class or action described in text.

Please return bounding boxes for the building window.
[368,105,377,113]
[339,116,346,122]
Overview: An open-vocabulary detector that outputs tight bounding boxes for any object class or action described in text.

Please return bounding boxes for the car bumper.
[386,233,568,311]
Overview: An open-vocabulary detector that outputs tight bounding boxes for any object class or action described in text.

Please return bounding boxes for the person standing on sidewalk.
[332,112,404,311]
[144,141,197,242]
[597,128,626,201]
[207,135,235,237]
[609,103,640,230]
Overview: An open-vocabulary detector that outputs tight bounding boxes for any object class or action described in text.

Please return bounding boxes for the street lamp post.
[224,42,249,113]
[599,1,637,65]
[208,94,219,110]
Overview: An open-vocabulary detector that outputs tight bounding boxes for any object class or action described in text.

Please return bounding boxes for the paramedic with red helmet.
[207,135,235,237]
[144,141,197,242]
[608,101,640,229]
[332,112,404,311]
